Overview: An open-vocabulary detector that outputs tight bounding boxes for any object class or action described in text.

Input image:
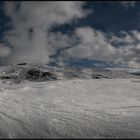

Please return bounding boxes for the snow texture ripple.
[0,78,140,138]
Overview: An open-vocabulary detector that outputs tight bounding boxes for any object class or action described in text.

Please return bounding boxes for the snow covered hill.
[0,64,140,138]
[0,64,139,84]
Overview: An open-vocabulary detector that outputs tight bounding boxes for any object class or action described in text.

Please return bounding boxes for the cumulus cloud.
[61,27,117,60]
[110,31,140,68]
[57,27,140,68]
[2,1,91,64]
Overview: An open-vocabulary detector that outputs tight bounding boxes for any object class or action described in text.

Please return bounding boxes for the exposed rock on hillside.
[0,64,139,84]
[25,69,57,81]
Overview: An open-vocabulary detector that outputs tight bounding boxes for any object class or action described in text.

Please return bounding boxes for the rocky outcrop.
[25,69,57,81]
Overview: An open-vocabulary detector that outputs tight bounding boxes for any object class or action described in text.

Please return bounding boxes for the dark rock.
[0,76,11,79]
[17,63,27,66]
[130,72,140,76]
[92,75,101,79]
[25,69,57,81]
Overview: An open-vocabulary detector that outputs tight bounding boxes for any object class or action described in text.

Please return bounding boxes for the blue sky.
[52,2,140,33]
[0,1,140,68]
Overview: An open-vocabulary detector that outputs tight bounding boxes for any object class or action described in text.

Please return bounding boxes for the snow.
[0,78,140,138]
[1,64,140,85]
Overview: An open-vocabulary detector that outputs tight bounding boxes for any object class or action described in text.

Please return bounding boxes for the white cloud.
[4,1,91,29]
[58,27,140,68]
[2,1,91,64]
[59,27,118,62]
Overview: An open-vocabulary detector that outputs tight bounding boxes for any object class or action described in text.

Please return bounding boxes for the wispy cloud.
[119,1,136,7]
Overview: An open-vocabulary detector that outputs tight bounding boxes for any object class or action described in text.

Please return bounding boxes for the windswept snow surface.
[0,78,140,138]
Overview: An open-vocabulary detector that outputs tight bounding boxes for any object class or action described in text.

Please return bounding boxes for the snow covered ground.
[0,78,140,138]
